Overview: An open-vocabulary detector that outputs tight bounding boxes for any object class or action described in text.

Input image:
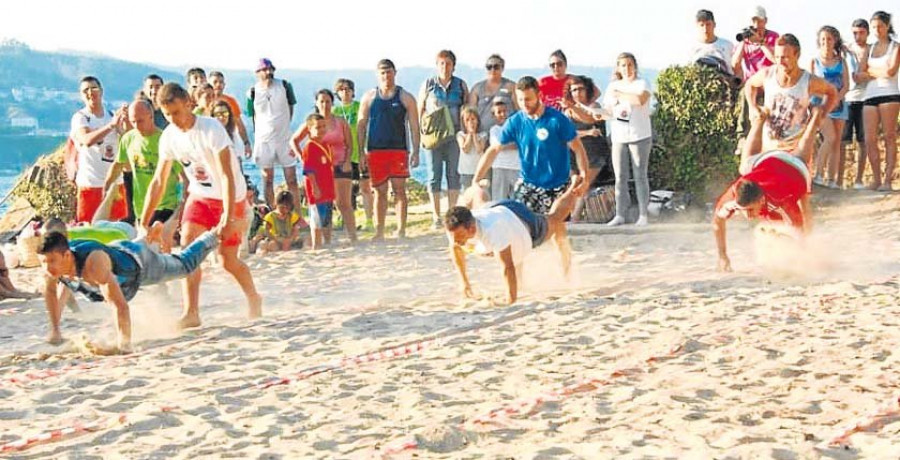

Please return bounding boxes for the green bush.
[650,65,741,201]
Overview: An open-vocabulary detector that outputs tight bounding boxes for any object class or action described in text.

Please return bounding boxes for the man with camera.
[731,6,779,82]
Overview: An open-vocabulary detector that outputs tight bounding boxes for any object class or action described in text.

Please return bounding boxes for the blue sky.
[1,0,890,71]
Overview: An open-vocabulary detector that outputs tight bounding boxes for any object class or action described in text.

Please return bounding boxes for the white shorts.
[254,139,296,168]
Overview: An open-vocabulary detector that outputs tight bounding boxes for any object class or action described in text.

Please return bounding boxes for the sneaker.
[826,180,840,190]
[853,182,867,190]
[635,215,649,227]
[607,215,625,227]
[877,184,893,192]
[432,218,443,230]
[812,176,826,187]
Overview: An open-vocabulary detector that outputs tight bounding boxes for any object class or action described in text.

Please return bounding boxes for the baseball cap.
[751,6,767,20]
[255,58,275,72]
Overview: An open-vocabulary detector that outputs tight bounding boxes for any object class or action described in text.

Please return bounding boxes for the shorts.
[334,164,354,180]
[367,150,409,187]
[864,94,900,106]
[352,162,370,181]
[254,139,296,168]
[513,180,568,215]
[182,196,248,247]
[308,202,334,228]
[76,185,128,223]
[842,101,865,143]
[492,200,548,248]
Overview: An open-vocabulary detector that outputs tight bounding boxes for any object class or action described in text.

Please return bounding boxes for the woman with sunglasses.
[539,49,601,110]
[467,54,518,131]
[211,100,245,172]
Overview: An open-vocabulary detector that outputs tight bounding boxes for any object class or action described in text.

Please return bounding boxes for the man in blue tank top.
[357,59,421,241]
[38,224,219,353]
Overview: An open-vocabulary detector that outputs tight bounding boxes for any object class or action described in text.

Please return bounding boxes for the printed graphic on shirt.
[765,93,809,146]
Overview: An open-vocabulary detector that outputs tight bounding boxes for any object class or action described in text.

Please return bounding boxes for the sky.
[0,0,891,72]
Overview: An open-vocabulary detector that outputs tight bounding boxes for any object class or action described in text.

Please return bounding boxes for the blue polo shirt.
[499,107,576,189]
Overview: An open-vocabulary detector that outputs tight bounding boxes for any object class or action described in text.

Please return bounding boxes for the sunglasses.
[570,86,586,92]
[485,63,503,71]
[549,61,565,68]
[212,111,230,119]
[81,86,101,94]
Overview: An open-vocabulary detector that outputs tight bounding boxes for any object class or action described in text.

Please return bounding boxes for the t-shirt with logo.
[715,155,807,229]
[117,128,182,215]
[301,140,336,205]
[538,75,569,111]
[602,78,653,144]
[70,107,120,188]
[159,115,246,202]
[498,107,576,189]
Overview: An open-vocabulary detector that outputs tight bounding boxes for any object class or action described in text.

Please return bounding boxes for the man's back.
[473,205,532,265]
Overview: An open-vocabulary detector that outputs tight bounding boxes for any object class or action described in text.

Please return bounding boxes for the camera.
[736,26,757,42]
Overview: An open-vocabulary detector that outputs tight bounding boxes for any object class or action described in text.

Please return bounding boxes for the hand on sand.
[462,284,476,299]
[47,330,64,346]
[717,256,732,273]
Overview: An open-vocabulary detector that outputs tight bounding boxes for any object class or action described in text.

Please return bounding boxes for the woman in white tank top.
[862,11,900,191]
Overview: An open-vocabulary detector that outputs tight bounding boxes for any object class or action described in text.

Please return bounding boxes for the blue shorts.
[491,200,548,248]
[308,202,334,228]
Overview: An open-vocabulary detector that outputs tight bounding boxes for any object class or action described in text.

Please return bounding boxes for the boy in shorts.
[301,114,337,249]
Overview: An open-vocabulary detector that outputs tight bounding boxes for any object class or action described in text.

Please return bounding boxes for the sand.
[1,191,899,459]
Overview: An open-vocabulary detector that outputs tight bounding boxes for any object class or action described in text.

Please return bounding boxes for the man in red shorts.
[141,83,262,329]
[713,105,825,272]
[357,59,421,241]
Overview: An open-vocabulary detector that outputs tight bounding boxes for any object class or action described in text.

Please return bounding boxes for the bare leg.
[360,178,374,225]
[219,239,262,319]
[739,112,766,174]
[854,140,868,186]
[335,178,356,242]
[391,177,408,238]
[261,167,276,209]
[373,182,389,241]
[447,189,459,209]
[863,106,883,189]
[827,119,845,185]
[429,191,442,222]
[283,166,302,212]
[878,102,900,190]
[814,119,836,181]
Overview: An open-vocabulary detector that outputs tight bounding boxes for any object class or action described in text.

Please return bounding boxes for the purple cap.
[255,58,275,72]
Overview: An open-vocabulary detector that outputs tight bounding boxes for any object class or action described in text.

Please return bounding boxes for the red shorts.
[76,186,128,223]
[182,197,248,247]
[367,150,409,187]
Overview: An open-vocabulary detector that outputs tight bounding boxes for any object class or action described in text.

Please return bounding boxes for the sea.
[0,136,429,217]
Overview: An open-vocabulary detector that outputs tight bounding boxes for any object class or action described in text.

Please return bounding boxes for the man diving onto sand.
[38,222,220,353]
[713,104,826,272]
[445,177,581,304]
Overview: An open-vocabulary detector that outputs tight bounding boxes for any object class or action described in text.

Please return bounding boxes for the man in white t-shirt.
[445,177,580,305]
[246,58,300,211]
[142,83,262,330]
[690,9,737,76]
[70,76,129,223]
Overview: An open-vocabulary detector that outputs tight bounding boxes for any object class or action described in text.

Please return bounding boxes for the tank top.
[471,78,516,130]
[367,86,408,151]
[762,68,811,152]
[812,57,845,116]
[63,240,141,302]
[864,40,900,100]
[423,76,466,131]
[320,116,348,164]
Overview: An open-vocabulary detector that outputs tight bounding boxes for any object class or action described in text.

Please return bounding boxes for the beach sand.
[1,191,899,459]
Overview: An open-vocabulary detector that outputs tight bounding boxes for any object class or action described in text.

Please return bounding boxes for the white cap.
[751,5,767,20]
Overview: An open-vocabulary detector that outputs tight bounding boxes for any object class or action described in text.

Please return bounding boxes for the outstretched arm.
[713,214,731,272]
[450,243,474,299]
[497,246,517,304]
[84,251,132,351]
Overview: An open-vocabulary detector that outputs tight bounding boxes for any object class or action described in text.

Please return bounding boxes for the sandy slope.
[0,191,899,459]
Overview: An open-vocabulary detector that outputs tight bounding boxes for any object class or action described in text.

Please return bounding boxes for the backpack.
[65,108,114,182]
[248,79,293,122]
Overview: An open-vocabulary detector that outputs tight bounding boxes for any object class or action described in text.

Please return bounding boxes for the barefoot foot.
[177,315,202,330]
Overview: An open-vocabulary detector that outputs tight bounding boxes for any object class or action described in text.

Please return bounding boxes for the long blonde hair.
[613,52,639,81]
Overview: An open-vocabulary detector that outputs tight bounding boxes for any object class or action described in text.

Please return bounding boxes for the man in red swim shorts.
[141,82,262,329]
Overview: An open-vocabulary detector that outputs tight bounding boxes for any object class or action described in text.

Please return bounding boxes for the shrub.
[650,65,741,201]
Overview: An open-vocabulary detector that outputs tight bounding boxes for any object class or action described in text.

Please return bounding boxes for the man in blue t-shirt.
[471,76,589,214]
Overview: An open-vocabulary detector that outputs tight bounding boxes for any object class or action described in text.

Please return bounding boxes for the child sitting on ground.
[301,113,337,249]
[254,190,308,254]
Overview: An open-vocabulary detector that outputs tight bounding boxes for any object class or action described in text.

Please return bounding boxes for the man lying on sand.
[445,176,580,304]
[38,222,219,353]
[713,105,825,272]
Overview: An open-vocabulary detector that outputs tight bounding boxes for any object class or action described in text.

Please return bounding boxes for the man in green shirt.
[104,100,184,228]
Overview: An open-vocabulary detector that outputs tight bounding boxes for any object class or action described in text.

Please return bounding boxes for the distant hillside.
[0,38,657,134]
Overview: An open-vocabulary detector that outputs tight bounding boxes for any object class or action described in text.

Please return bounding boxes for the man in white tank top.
[744,34,838,153]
